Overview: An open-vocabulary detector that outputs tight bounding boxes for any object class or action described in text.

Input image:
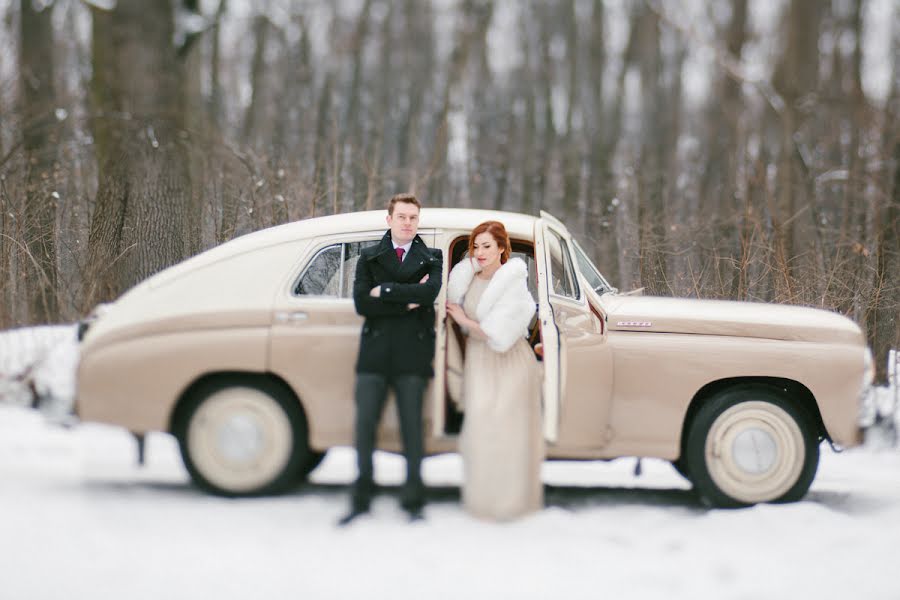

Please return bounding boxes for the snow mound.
[0,324,79,421]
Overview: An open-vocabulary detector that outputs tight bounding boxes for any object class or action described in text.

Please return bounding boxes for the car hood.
[603,295,864,345]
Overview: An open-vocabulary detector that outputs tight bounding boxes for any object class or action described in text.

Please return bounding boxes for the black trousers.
[352,372,428,511]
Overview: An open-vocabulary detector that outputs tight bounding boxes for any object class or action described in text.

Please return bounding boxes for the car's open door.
[534,219,561,443]
[536,212,614,449]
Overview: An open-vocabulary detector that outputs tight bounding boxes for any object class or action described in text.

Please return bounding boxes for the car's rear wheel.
[670,456,691,482]
[174,377,314,496]
[300,450,327,480]
[685,385,819,508]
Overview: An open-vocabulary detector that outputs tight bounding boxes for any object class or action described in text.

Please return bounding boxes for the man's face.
[387,202,420,245]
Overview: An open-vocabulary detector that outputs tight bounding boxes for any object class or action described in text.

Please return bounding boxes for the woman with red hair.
[446,220,543,520]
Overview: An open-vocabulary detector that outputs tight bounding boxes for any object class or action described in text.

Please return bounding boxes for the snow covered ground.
[1,405,899,600]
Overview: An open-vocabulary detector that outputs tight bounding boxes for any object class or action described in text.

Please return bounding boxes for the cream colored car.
[76,209,873,507]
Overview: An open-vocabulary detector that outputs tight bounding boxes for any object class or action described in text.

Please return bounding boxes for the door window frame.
[293,243,345,298]
[544,225,587,309]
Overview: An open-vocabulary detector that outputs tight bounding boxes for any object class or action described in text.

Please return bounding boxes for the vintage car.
[76,209,874,507]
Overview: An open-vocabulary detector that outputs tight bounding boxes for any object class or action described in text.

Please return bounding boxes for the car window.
[334,240,380,297]
[546,229,580,300]
[572,240,614,294]
[295,244,342,296]
[294,240,380,298]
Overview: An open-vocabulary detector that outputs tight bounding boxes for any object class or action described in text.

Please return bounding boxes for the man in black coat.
[340,193,443,524]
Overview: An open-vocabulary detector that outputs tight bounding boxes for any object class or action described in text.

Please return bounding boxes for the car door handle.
[275,311,308,323]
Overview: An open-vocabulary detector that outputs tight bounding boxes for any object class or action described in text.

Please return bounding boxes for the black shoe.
[400,485,424,514]
[404,506,425,523]
[337,507,369,527]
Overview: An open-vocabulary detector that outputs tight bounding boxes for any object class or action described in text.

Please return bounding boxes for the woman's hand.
[447,303,488,340]
[446,303,468,326]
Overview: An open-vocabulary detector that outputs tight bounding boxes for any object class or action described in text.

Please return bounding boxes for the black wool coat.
[353,231,443,377]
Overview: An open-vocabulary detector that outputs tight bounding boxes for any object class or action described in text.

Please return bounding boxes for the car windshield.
[572,241,616,295]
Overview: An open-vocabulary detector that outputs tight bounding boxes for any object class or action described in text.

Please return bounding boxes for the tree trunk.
[182,0,206,254]
[560,0,580,225]
[340,0,373,212]
[866,14,900,384]
[0,178,12,327]
[866,137,900,383]
[397,0,433,192]
[242,13,272,148]
[519,11,537,216]
[536,4,556,211]
[585,0,625,287]
[836,0,869,315]
[635,4,668,296]
[770,0,824,303]
[366,2,394,210]
[702,0,748,298]
[19,0,59,323]
[209,0,228,131]
[311,72,334,217]
[84,0,192,308]
[425,0,492,206]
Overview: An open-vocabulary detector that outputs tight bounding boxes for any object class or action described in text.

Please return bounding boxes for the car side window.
[294,240,380,298]
[572,240,613,294]
[546,229,580,300]
[295,244,342,296]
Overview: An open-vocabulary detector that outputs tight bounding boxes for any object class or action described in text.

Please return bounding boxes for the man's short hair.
[387,193,421,215]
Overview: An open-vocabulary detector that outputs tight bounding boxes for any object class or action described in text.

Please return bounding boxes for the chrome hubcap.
[217,413,265,464]
[705,400,805,503]
[188,386,294,493]
[731,427,778,475]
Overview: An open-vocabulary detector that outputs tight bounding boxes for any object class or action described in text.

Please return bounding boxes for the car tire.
[685,384,819,508]
[670,456,692,482]
[174,377,313,496]
[299,450,327,480]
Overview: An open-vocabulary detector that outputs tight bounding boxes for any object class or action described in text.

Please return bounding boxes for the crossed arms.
[353,250,443,318]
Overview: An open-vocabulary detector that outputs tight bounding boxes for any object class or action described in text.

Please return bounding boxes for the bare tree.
[634,2,670,296]
[866,8,900,382]
[0,0,895,358]
[697,0,749,299]
[518,9,538,217]
[585,0,626,287]
[84,0,193,308]
[770,0,824,302]
[396,0,434,192]
[425,0,493,205]
[19,0,58,322]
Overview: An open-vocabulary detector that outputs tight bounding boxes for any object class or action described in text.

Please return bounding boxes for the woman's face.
[473,232,503,271]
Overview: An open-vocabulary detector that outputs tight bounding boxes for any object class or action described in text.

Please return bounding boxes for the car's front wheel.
[685,385,820,508]
[174,377,314,496]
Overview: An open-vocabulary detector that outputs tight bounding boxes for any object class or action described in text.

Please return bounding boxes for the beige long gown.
[459,275,544,520]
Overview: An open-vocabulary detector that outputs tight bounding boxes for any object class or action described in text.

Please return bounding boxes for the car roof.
[238,208,540,247]
[139,209,545,291]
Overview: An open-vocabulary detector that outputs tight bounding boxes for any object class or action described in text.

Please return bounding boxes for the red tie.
[395,247,405,262]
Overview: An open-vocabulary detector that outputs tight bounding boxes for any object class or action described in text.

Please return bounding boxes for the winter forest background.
[0,0,897,380]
